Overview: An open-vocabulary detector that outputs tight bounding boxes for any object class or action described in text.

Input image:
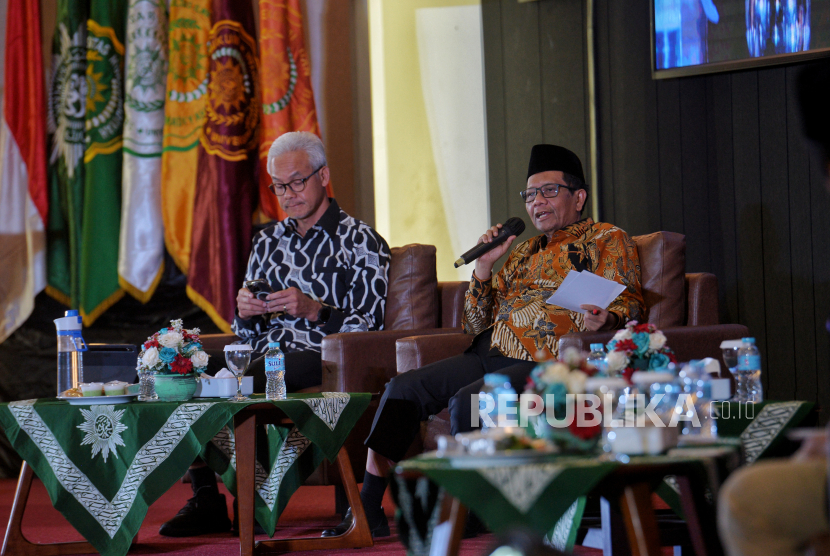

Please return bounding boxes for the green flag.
[46,0,89,307]
[81,1,127,325]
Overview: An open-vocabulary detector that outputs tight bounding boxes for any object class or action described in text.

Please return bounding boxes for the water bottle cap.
[483,373,510,386]
[590,343,604,351]
[65,310,79,317]
[742,337,756,344]
[54,315,82,332]
[267,342,280,349]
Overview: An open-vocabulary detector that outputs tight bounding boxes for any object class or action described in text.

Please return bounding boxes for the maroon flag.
[186,0,260,332]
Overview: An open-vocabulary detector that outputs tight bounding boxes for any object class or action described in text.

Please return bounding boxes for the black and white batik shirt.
[232,199,391,356]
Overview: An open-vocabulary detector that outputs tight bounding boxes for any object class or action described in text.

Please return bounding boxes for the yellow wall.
[370,0,482,282]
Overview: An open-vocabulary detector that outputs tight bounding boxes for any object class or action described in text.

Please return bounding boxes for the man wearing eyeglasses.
[323,143,647,539]
[159,131,390,538]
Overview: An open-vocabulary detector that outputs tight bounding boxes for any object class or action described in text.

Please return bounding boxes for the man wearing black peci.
[323,144,648,538]
[160,131,391,537]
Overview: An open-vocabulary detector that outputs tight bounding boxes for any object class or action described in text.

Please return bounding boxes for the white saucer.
[58,393,138,405]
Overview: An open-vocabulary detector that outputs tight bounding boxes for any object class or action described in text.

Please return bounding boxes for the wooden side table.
[233,403,374,555]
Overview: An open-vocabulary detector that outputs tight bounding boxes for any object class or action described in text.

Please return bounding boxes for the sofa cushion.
[385,244,439,330]
[633,231,686,328]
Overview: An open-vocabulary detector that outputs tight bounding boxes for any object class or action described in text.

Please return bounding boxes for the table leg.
[619,482,661,556]
[1,462,96,556]
[434,494,467,556]
[234,411,257,556]
[676,475,723,556]
[601,496,632,556]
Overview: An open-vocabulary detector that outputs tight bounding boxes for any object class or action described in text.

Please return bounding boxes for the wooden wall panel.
[757,68,796,400]
[481,0,829,415]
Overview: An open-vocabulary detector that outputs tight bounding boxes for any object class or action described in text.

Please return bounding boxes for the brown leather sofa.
[395,231,749,452]
[199,243,464,480]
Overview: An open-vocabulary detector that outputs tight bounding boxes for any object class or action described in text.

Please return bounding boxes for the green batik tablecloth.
[0,393,371,556]
[393,401,815,555]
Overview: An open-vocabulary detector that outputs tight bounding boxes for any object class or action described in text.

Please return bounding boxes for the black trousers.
[364,330,536,462]
[205,348,322,393]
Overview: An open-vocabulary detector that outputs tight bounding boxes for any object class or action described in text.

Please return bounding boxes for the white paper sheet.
[546,270,626,314]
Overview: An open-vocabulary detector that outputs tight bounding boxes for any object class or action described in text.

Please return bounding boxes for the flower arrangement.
[137,319,209,376]
[604,321,676,382]
[522,348,602,451]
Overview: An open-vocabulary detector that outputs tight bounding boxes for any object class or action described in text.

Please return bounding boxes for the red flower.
[622,366,635,384]
[144,339,159,349]
[569,400,602,440]
[615,339,637,352]
[171,354,193,375]
[632,323,651,333]
[668,351,677,364]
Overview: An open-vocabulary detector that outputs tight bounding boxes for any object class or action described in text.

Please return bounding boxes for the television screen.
[652,0,830,78]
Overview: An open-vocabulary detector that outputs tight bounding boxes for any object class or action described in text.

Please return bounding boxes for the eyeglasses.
[269,166,325,196]
[520,183,578,203]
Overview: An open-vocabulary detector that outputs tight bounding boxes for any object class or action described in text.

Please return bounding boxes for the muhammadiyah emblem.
[85,21,125,161]
[201,19,260,161]
[47,22,87,178]
[76,405,128,463]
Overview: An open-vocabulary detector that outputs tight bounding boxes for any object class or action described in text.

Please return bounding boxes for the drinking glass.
[720,340,744,402]
[224,344,253,401]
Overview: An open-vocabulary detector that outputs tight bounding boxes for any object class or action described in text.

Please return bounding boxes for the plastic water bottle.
[264,342,286,400]
[736,337,763,403]
[54,310,87,396]
[478,373,516,430]
[679,361,716,437]
[587,343,608,375]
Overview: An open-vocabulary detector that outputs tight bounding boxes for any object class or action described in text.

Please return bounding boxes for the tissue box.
[607,424,679,455]
[195,376,254,397]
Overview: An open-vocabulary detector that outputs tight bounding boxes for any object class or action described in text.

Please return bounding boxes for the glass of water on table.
[224,344,253,401]
[720,339,744,402]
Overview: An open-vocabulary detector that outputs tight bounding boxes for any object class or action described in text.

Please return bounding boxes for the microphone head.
[503,217,526,237]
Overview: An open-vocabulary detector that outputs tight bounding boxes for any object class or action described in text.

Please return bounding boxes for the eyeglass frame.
[519,182,580,203]
[269,165,325,196]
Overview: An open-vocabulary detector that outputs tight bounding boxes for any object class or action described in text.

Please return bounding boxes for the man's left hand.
[266,288,323,321]
[581,304,616,331]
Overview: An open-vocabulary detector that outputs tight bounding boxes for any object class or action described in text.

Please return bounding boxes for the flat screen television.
[652,0,830,78]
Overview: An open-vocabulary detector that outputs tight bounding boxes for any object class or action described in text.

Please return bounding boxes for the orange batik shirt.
[463,218,647,361]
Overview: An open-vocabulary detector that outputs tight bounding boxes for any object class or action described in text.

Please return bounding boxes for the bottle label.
[265,354,284,373]
[737,355,760,371]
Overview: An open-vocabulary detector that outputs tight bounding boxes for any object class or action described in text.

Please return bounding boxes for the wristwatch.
[310,306,332,326]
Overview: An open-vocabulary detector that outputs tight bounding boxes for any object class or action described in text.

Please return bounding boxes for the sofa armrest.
[320,328,462,393]
[199,333,239,352]
[559,323,749,374]
[396,332,474,374]
[686,273,719,326]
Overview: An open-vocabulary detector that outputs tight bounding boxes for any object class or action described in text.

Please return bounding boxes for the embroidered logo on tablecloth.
[9,400,212,538]
[77,405,128,462]
[741,401,805,463]
[477,464,562,514]
[547,499,580,551]
[300,392,350,431]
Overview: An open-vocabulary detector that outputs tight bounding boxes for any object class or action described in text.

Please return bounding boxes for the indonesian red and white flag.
[0,0,49,342]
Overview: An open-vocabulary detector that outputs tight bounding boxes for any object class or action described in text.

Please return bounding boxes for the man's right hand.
[237,288,269,320]
[473,223,516,281]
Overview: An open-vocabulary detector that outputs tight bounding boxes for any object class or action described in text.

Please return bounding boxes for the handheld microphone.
[454,217,526,268]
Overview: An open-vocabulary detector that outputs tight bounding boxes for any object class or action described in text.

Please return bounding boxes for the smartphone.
[244,279,274,301]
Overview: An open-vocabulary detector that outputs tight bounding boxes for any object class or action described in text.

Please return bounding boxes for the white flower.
[605,350,629,372]
[142,347,160,368]
[190,350,209,369]
[649,331,667,351]
[612,328,633,341]
[542,362,571,383]
[567,370,588,394]
[561,347,583,367]
[158,330,183,348]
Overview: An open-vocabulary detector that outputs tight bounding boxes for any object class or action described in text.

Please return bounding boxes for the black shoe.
[321,507,390,538]
[231,498,267,536]
[159,486,232,537]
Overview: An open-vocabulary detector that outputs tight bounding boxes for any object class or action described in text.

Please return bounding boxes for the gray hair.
[267,132,327,175]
